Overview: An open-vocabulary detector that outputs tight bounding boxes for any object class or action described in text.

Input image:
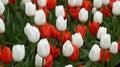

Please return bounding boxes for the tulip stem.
[42,57,44,67]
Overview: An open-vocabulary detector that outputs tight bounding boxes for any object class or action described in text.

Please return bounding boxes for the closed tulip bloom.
[112,1,120,15]
[46,0,57,10]
[93,11,103,24]
[0,46,2,61]
[82,1,91,12]
[37,38,50,57]
[24,23,40,43]
[93,0,102,8]
[68,0,76,7]
[92,7,97,14]
[35,54,45,67]
[38,0,46,7]
[109,42,118,54]
[55,5,65,18]
[21,0,30,4]
[89,44,101,62]
[44,55,53,67]
[76,0,83,6]
[65,64,73,67]
[12,45,25,62]
[0,1,5,15]
[1,0,8,5]
[72,33,83,48]
[100,34,111,49]
[62,40,74,57]
[79,8,88,22]
[56,16,67,31]
[0,19,5,33]
[97,27,107,40]
[25,1,36,17]
[34,10,46,26]
[102,0,109,5]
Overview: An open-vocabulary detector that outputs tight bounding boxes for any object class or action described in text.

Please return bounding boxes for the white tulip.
[0,19,5,33]
[93,0,102,8]
[110,42,118,54]
[112,1,120,15]
[68,0,76,7]
[25,1,36,17]
[35,54,45,67]
[65,64,73,67]
[62,40,74,57]
[34,10,46,26]
[38,0,46,7]
[37,38,50,57]
[89,44,101,62]
[24,23,40,43]
[56,16,67,31]
[12,45,25,62]
[76,0,83,6]
[1,0,8,5]
[102,0,109,5]
[97,27,107,40]
[100,34,111,49]
[92,7,97,14]
[0,1,5,15]
[79,8,88,22]
[21,0,30,4]
[55,5,65,18]
[93,11,103,24]
[72,33,83,48]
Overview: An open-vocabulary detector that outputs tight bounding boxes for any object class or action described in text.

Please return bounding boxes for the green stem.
[42,57,44,67]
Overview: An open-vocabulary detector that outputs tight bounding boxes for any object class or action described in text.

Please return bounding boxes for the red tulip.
[0,46,2,61]
[98,49,112,62]
[9,0,15,3]
[47,0,57,10]
[100,6,111,17]
[38,6,48,18]
[64,9,68,19]
[2,46,12,64]
[78,65,86,67]
[45,55,53,67]
[108,0,116,9]
[76,25,86,39]
[70,45,79,61]
[118,41,120,52]
[31,0,38,4]
[50,43,60,59]
[0,15,3,19]
[88,21,100,35]
[82,1,91,12]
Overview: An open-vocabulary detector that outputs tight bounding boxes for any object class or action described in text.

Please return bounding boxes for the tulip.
[31,0,38,4]
[68,0,76,7]
[35,54,45,67]
[25,1,36,17]
[100,34,111,49]
[37,38,50,57]
[102,0,109,5]
[93,11,103,24]
[62,40,74,57]
[55,5,65,18]
[97,27,107,40]
[38,6,48,18]
[0,1,5,15]
[92,7,97,14]
[34,9,46,26]
[21,0,30,4]
[38,0,46,7]
[65,64,73,67]
[93,0,102,8]
[89,44,101,62]
[12,45,25,62]
[0,46,2,61]
[72,33,83,48]
[1,0,8,5]
[47,0,56,10]
[0,19,5,33]
[100,6,111,17]
[82,1,91,12]
[44,55,53,67]
[108,0,116,9]
[56,16,67,31]
[109,42,118,54]
[118,41,120,52]
[24,23,40,43]
[76,0,83,6]
[9,0,15,4]
[112,1,120,15]
[78,8,88,22]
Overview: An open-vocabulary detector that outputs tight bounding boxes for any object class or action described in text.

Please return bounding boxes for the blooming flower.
[38,0,46,7]
[65,64,73,67]
[82,0,91,12]
[102,0,109,5]
[93,11,103,24]
[35,54,45,67]
[0,19,5,33]
[97,27,107,40]
[0,1,5,15]
[109,42,118,54]
[55,5,65,18]
[44,55,53,67]
[1,0,8,5]
[112,1,120,15]
[93,0,102,8]
[46,0,56,10]
[100,6,111,17]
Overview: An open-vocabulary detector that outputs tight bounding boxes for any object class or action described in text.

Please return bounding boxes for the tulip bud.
[25,1,36,17]
[37,38,50,57]
[56,16,67,31]
[34,10,46,26]
[100,34,111,49]
[24,23,40,43]
[68,0,76,7]
[93,11,103,24]
[89,44,101,62]
[76,0,83,6]
[12,45,25,62]
[38,0,46,7]
[92,7,97,14]
[1,0,8,5]
[109,42,118,54]
[62,40,74,57]
[102,0,109,5]
[97,27,107,40]
[78,8,88,22]
[72,33,83,48]
[0,19,5,33]
[55,5,65,18]
[112,1,120,15]
[35,54,45,67]
[93,0,102,8]
[0,1,5,15]
[21,0,30,4]
[65,64,73,67]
